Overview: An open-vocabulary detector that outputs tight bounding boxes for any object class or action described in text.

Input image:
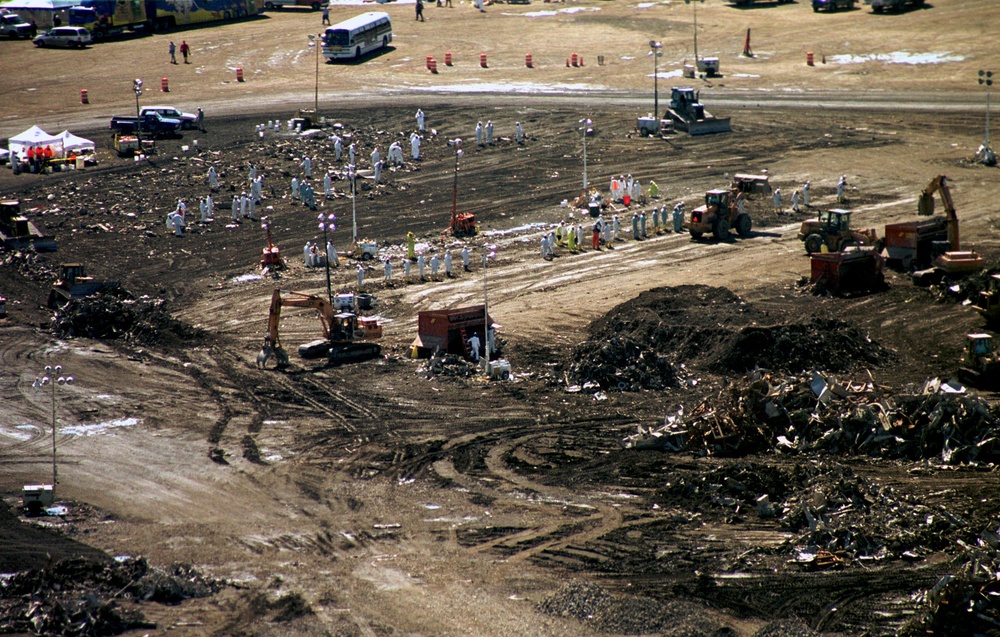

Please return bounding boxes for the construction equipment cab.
[799,209,877,254]
[685,188,752,241]
[958,333,1000,389]
[975,274,1000,328]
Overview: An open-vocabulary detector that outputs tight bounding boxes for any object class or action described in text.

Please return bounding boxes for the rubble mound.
[52,289,203,346]
[707,318,893,374]
[656,462,963,563]
[627,372,1000,464]
[569,337,677,390]
[537,582,730,635]
[0,556,220,635]
[570,286,890,390]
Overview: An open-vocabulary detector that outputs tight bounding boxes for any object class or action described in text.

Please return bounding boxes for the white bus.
[322,11,392,61]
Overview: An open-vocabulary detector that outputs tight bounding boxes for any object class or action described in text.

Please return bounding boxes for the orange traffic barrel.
[236,67,244,82]
[445,51,452,66]
[570,52,578,67]
[161,77,169,92]
[806,51,814,66]
[525,53,533,68]
[426,55,433,70]
[429,57,438,73]
[80,89,89,104]
[480,52,487,68]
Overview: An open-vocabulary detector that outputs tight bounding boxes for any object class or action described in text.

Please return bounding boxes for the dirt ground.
[2,1,1000,636]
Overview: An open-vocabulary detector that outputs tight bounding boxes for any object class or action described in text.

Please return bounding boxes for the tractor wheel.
[689,230,703,240]
[713,218,730,241]
[804,233,825,254]
[735,213,752,237]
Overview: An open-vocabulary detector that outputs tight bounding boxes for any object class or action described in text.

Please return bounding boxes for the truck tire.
[265,1,274,8]
[689,230,703,240]
[804,233,825,254]
[735,213,752,237]
[872,5,882,12]
[713,218,730,241]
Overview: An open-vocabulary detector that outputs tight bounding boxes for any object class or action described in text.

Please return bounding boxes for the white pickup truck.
[0,13,34,38]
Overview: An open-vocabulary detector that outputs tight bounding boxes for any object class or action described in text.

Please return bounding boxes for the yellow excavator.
[916,175,984,275]
[258,289,382,369]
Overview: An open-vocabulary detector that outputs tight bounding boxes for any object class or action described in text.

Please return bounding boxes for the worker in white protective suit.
[410,133,421,160]
[324,172,333,196]
[371,148,381,183]
[468,333,481,362]
[331,134,343,161]
[231,196,239,221]
[356,264,364,288]
[200,198,208,223]
[485,120,494,145]
[802,180,810,207]
[388,141,404,167]
[415,108,425,132]
[417,254,426,279]
[444,250,453,277]
[515,121,524,144]
[837,175,847,203]
[384,258,392,281]
[772,187,782,213]
[207,166,219,189]
[301,156,312,179]
[673,202,684,233]
[475,121,483,146]
[462,246,470,271]
[205,193,213,220]
[430,254,440,277]
[403,257,411,280]
[291,177,300,199]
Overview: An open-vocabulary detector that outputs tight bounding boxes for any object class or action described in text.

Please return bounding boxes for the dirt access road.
[3,1,1000,636]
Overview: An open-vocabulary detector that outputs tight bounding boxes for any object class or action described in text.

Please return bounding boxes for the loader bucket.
[687,117,732,136]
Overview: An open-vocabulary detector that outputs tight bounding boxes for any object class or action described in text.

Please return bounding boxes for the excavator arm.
[918,175,959,250]
[261,289,336,369]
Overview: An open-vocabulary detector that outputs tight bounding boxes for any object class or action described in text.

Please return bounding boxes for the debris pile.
[624,371,1000,463]
[52,290,202,346]
[537,582,730,635]
[568,337,676,390]
[568,286,890,391]
[417,352,479,379]
[0,556,219,635]
[901,528,1000,636]
[655,461,964,564]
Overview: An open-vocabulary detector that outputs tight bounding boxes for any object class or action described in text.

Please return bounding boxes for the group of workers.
[472,120,525,146]
[21,145,56,174]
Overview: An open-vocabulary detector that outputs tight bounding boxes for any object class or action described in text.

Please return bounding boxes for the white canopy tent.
[8,125,63,160]
[0,0,78,28]
[56,130,95,156]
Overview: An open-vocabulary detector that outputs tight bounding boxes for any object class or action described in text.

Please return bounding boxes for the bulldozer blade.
[686,118,732,136]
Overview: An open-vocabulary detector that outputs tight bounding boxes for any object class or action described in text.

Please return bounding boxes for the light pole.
[685,0,704,64]
[132,78,143,146]
[449,138,463,232]
[978,69,994,164]
[482,245,496,375]
[649,41,662,117]
[579,118,592,192]
[318,212,336,303]
[308,34,320,114]
[33,365,73,498]
[347,163,358,243]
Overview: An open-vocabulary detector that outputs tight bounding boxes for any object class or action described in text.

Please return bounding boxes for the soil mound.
[569,286,891,390]
[538,582,730,635]
[52,289,203,346]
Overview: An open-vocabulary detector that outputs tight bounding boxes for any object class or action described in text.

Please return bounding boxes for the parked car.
[140,106,198,130]
[33,26,91,48]
[109,112,182,137]
[1,13,34,38]
[813,0,855,10]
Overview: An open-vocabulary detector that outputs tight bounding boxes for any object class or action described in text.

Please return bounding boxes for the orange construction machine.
[914,175,983,275]
[260,218,284,270]
[259,289,382,369]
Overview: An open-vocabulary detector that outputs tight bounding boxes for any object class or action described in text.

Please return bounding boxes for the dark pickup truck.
[109,112,182,137]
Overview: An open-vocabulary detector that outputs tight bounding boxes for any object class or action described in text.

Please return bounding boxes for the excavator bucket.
[918,193,935,216]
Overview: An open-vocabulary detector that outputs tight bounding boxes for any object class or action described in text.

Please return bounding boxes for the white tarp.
[56,130,94,155]
[0,0,78,28]
[8,125,63,159]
